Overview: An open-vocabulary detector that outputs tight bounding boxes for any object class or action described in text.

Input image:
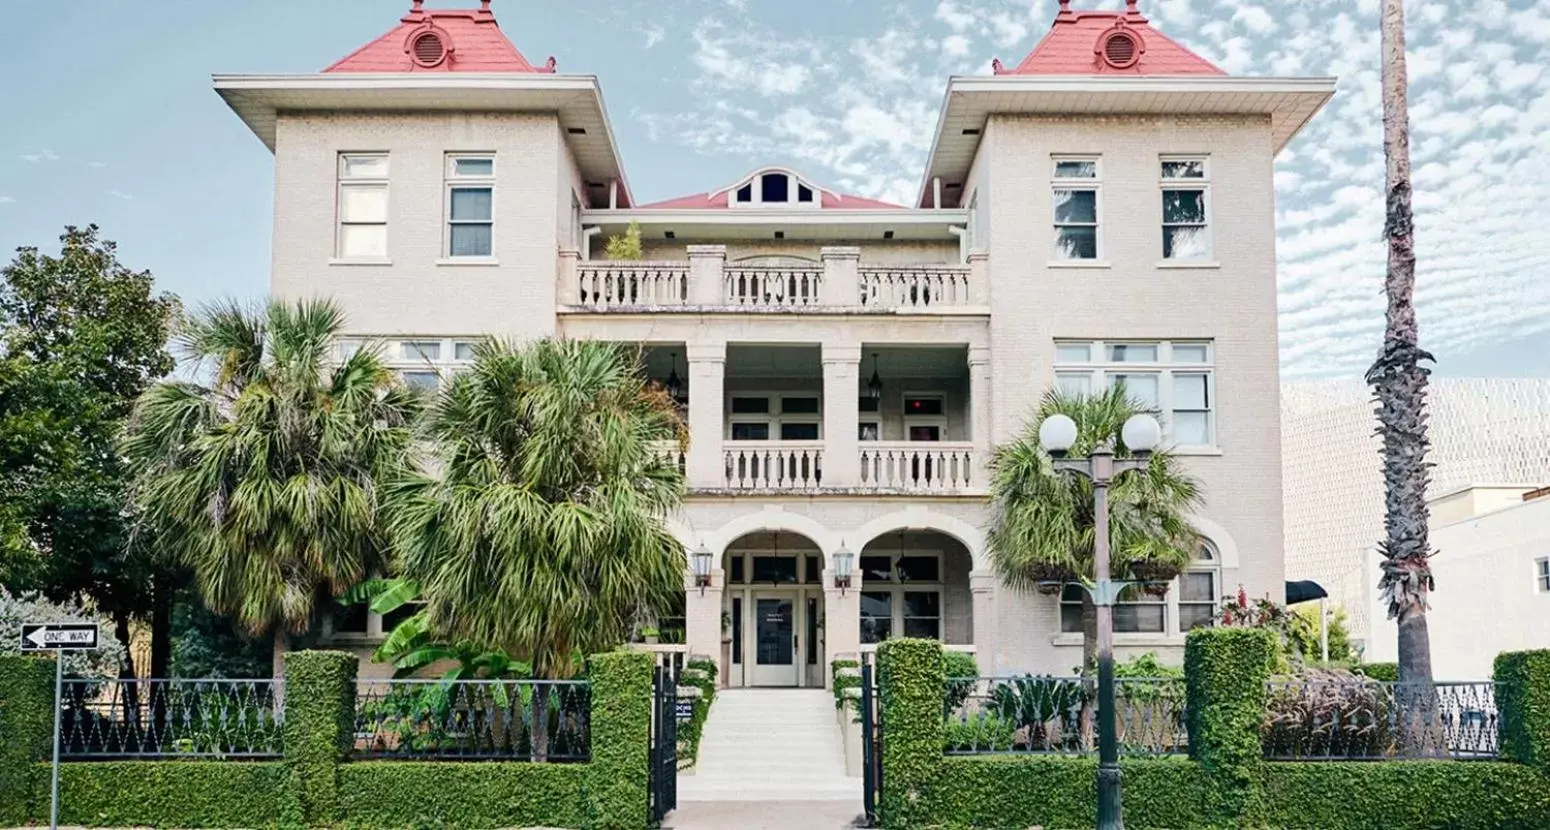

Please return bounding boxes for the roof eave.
[583,207,968,225]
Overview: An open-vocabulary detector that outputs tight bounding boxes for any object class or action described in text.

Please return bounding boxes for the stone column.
[684,567,726,685]
[967,250,990,306]
[685,342,726,488]
[556,247,581,305]
[824,570,862,689]
[968,345,992,488]
[820,246,861,306]
[822,343,862,487]
[970,570,1000,676]
[687,244,727,305]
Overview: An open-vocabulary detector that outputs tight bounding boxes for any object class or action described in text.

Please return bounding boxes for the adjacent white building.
[216,0,1334,684]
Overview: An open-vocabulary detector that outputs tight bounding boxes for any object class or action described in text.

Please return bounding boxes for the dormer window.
[761,173,789,203]
[720,167,825,209]
[736,184,753,203]
[798,185,814,203]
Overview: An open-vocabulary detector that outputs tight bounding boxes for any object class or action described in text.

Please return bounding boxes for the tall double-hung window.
[1051,156,1100,260]
[445,154,495,258]
[1161,157,1210,260]
[337,154,388,259]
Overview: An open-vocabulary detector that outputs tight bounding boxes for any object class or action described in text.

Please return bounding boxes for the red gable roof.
[994,0,1224,77]
[324,1,555,74]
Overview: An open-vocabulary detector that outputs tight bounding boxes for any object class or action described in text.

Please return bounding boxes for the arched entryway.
[721,530,826,688]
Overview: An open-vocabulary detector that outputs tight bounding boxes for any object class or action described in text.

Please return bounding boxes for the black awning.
[1285,580,1329,605]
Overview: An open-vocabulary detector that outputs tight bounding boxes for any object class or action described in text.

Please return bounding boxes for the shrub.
[1261,669,1394,759]
[988,675,1086,751]
[943,650,980,714]
[943,711,1016,753]
[1495,649,1550,771]
[1287,603,1352,662]
[283,650,358,825]
[876,638,945,830]
[1185,627,1275,823]
[832,658,861,711]
[603,221,643,260]
[1359,661,1399,682]
[0,656,53,824]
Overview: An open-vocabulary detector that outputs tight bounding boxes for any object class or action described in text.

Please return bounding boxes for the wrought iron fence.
[354,679,590,761]
[942,675,1187,756]
[59,678,283,759]
[1262,679,1500,760]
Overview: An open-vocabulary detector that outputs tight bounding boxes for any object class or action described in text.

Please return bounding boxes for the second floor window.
[1051,157,1099,260]
[1053,340,1215,448]
[337,154,388,259]
[1161,157,1210,260]
[446,154,494,258]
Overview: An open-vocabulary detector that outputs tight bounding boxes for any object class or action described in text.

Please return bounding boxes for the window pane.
[908,425,941,442]
[781,397,820,415]
[1181,572,1215,603]
[731,422,770,441]
[761,173,789,203]
[903,618,941,639]
[1109,374,1160,408]
[1114,603,1165,633]
[342,155,388,178]
[454,341,479,360]
[859,423,880,441]
[336,339,362,360]
[402,341,441,360]
[1174,373,1209,409]
[333,604,368,634]
[903,591,940,617]
[1056,343,1091,363]
[1172,344,1209,363]
[1061,584,1085,602]
[339,224,387,258]
[752,556,797,583]
[1162,160,1206,179]
[1060,602,1084,633]
[1054,160,1097,178]
[730,556,744,583]
[449,224,492,257]
[1172,411,1211,445]
[736,184,753,203]
[904,397,944,416]
[897,556,939,583]
[860,592,892,644]
[805,555,821,584]
[1055,372,1092,397]
[859,397,880,413]
[401,371,439,391]
[1053,189,1097,223]
[1108,344,1158,363]
[1163,226,1209,260]
[1053,227,1098,260]
[450,187,493,221]
[1117,584,1164,604]
[861,556,893,582]
[453,157,494,176]
[1180,604,1216,632]
[732,597,743,663]
[340,185,387,222]
[779,422,819,441]
[1162,190,1207,224]
[731,397,771,414]
[797,184,814,203]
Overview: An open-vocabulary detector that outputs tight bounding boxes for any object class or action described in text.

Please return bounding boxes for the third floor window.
[337,153,388,259]
[445,154,494,258]
[1161,157,1211,261]
[1051,156,1100,260]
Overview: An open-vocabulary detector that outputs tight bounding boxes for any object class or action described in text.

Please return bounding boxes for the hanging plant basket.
[1126,559,1183,596]
[1030,562,1077,595]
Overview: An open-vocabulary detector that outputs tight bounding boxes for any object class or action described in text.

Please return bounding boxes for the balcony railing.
[723,441,824,490]
[560,246,986,312]
[858,442,976,491]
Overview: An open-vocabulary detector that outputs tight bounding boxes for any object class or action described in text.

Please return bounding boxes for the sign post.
[21,623,100,830]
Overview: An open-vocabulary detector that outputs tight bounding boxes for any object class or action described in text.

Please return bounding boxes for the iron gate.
[648,659,678,824]
[860,653,883,826]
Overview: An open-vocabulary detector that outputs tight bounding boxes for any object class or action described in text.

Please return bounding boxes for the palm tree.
[987,386,1202,672]
[121,299,420,677]
[387,338,685,758]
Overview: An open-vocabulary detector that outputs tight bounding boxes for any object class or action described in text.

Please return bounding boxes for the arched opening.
[721,530,826,688]
[858,530,974,649]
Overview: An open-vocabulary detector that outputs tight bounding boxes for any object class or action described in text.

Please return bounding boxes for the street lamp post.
[1037,412,1162,830]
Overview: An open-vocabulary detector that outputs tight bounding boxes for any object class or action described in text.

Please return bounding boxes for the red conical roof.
[324,1,556,74]
[994,0,1224,77]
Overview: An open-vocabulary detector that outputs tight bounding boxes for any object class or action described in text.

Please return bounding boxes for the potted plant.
[1029,561,1077,595]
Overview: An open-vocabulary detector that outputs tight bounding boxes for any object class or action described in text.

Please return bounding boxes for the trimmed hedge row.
[43,761,289,828]
[0,655,54,826]
[337,762,587,829]
[284,650,358,825]
[1495,650,1550,772]
[679,658,717,768]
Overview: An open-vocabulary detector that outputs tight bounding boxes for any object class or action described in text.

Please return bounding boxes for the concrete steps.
[678,689,861,803]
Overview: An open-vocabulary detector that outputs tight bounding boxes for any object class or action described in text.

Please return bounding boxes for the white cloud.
[642,23,665,49]
[0,196,15,204]
[942,34,971,57]
[20,148,59,163]
[87,160,108,169]
[105,190,134,201]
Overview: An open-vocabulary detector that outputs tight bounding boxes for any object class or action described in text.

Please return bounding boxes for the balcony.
[560,246,986,313]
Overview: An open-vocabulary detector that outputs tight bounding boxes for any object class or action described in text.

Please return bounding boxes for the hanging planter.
[1029,561,1077,595]
[1126,558,1183,597]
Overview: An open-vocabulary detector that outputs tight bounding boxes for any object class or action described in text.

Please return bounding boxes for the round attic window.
[1099,30,1141,69]
[411,31,448,67]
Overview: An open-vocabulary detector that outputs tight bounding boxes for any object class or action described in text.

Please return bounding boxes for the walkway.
[674,688,862,826]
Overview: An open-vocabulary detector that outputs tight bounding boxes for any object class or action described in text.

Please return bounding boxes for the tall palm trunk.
[1367,0,1438,754]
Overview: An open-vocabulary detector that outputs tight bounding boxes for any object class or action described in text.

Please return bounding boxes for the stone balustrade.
[858,441,977,491]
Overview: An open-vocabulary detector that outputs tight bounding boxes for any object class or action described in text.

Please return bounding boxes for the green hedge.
[0,656,54,825]
[41,761,288,828]
[584,650,654,830]
[338,762,587,829]
[678,660,716,768]
[832,658,860,710]
[928,755,1212,830]
[1261,761,1550,830]
[1358,661,1400,682]
[876,638,945,830]
[1495,650,1550,772]
[283,650,359,826]
[1185,626,1275,823]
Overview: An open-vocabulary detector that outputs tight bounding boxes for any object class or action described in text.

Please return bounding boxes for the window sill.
[1170,446,1223,457]
[1051,633,1184,648]
[329,257,392,266]
[1155,260,1220,269]
[436,257,500,266]
[1047,260,1111,269]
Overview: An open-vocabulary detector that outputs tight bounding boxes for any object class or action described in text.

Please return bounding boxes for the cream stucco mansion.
[215,0,1334,686]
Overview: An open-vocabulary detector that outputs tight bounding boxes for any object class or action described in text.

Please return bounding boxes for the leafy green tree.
[121,299,420,676]
[1287,603,1353,664]
[0,225,179,677]
[987,386,1202,670]
[603,220,644,260]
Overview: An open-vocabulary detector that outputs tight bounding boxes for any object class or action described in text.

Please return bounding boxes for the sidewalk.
[665,800,863,829]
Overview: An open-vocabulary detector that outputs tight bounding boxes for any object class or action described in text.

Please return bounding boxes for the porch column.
[822,343,862,487]
[557,247,581,305]
[824,567,861,689]
[685,567,726,687]
[687,244,727,305]
[970,569,999,676]
[968,345,992,488]
[967,250,990,306]
[686,342,726,488]
[820,246,861,306]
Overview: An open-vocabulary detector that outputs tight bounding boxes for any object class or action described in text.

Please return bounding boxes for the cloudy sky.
[1,0,1546,380]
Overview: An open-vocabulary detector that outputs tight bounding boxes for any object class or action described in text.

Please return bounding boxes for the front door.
[751,594,798,686]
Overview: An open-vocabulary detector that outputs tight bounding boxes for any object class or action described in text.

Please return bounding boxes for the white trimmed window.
[1161,157,1210,260]
[1051,156,1100,260]
[858,549,943,644]
[1053,340,1216,448]
[361,336,485,391]
[445,154,495,257]
[1537,558,1550,593]
[1179,544,1221,631]
[727,394,821,441]
[1060,543,1221,635]
[337,154,388,259]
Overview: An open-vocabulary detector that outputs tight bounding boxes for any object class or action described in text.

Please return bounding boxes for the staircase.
[678,689,860,802]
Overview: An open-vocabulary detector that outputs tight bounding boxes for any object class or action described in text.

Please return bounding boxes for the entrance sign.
[21,623,99,652]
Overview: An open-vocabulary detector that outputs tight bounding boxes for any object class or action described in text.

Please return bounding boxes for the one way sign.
[20,623,99,652]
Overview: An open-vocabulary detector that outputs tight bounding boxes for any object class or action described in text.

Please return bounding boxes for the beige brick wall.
[271,111,567,338]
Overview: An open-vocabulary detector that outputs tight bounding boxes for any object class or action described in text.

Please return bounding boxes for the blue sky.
[1,0,1546,379]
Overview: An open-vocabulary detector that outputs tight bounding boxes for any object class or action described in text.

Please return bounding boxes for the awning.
[1285,580,1328,605]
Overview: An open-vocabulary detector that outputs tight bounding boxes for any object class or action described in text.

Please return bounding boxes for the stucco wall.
[271,111,565,337]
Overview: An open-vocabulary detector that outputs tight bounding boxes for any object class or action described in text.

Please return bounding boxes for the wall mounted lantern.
[691,541,714,594]
[832,542,855,594]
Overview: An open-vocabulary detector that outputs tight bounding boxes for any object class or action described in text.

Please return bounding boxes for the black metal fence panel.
[1262,679,1500,760]
[59,678,283,759]
[943,675,1187,756]
[353,679,590,761]
[649,659,679,823]
[860,654,882,827]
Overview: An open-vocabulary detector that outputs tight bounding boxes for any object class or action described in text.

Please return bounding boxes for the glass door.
[751,594,798,686]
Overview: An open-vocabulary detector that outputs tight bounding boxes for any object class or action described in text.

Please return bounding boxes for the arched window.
[1179,542,1220,631]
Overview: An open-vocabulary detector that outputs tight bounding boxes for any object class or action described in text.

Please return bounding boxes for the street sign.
[20,623,99,652]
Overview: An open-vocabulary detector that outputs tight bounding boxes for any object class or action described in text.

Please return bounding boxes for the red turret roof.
[324,1,555,74]
[994,0,1224,77]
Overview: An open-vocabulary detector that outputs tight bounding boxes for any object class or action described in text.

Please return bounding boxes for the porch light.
[867,353,883,400]
[1121,413,1162,453]
[691,541,714,594]
[664,352,683,401]
[1039,413,1078,455]
[832,542,855,593]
